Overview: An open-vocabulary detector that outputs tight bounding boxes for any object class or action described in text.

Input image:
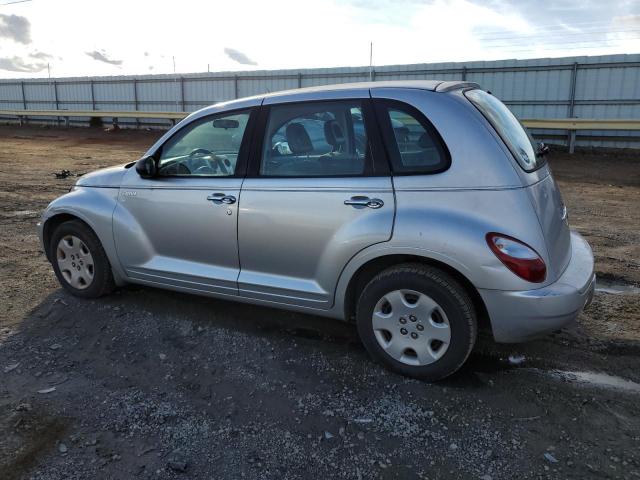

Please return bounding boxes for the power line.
[477,28,640,43]
[0,0,32,6]
[485,42,640,54]
[468,19,636,38]
[477,36,640,50]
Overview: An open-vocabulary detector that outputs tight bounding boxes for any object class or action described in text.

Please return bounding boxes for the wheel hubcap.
[56,235,94,290]
[372,289,451,366]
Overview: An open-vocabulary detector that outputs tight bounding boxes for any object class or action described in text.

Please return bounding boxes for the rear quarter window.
[375,100,450,175]
[464,89,544,172]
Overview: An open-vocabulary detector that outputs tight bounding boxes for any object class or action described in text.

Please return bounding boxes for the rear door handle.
[207,193,236,205]
[344,196,384,209]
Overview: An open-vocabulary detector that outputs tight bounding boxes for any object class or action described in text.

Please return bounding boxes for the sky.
[0,0,638,79]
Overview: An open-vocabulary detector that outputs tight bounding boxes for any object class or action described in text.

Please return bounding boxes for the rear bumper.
[479,231,595,343]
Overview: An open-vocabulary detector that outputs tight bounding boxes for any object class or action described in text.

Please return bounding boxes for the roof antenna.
[369,42,374,81]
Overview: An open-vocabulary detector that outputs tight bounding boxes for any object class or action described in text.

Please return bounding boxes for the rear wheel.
[49,220,115,298]
[356,264,476,381]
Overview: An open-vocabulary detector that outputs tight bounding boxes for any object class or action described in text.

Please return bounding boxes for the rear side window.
[464,89,543,172]
[260,101,370,177]
[375,100,449,175]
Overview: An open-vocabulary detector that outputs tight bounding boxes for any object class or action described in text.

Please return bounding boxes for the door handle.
[207,193,236,205]
[344,196,384,209]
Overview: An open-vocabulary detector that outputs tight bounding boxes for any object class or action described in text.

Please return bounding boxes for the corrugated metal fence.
[1,53,639,148]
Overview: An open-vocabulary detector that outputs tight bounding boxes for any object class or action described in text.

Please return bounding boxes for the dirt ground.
[0,125,639,479]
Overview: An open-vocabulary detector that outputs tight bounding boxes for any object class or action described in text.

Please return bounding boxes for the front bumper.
[479,231,595,343]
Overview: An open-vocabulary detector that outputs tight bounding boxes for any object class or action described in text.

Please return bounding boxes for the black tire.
[49,219,115,298]
[356,263,476,381]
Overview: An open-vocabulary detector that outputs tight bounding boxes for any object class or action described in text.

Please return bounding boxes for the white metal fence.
[1,53,639,148]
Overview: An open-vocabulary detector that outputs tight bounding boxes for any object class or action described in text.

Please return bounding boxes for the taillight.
[486,233,546,283]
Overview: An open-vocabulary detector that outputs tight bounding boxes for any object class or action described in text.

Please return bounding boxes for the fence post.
[233,75,239,99]
[20,81,26,109]
[297,72,302,88]
[180,77,185,112]
[567,62,578,153]
[569,130,576,154]
[461,66,467,81]
[53,80,59,127]
[20,81,27,125]
[133,79,139,129]
[90,80,96,110]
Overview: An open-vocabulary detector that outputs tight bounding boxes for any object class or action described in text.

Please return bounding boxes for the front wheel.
[356,264,477,381]
[49,220,115,298]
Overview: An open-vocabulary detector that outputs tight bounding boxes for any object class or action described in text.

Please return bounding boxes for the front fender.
[40,187,127,285]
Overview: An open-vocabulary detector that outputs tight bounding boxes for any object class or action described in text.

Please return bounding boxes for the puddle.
[508,354,526,365]
[3,210,40,218]
[552,370,640,393]
[595,279,640,295]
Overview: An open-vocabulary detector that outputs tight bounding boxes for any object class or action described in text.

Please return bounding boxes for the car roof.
[263,80,479,98]
[204,80,480,113]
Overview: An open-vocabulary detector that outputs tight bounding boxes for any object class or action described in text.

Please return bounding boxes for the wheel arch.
[341,253,492,335]
[41,203,127,286]
[43,213,93,261]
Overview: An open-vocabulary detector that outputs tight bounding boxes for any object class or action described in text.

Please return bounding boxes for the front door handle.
[344,196,384,209]
[207,193,236,205]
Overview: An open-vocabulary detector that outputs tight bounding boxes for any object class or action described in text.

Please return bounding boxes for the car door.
[237,95,395,310]
[113,108,256,296]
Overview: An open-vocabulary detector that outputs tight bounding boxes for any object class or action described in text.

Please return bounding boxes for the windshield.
[465,89,544,172]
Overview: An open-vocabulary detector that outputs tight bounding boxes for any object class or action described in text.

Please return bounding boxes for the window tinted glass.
[260,102,368,177]
[381,105,448,174]
[465,89,542,172]
[158,111,250,176]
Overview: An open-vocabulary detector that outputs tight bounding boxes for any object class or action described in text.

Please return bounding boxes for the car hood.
[76,164,130,187]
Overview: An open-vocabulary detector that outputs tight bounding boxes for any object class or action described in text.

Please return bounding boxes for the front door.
[238,98,394,310]
[113,108,255,297]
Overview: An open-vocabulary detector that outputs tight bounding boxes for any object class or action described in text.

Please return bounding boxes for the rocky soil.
[0,126,639,479]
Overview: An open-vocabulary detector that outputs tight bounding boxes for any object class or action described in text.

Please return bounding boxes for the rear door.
[237,96,394,310]
[113,108,256,296]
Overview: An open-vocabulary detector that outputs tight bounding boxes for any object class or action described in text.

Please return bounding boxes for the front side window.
[377,102,449,175]
[464,89,542,172]
[157,110,251,176]
[260,101,369,177]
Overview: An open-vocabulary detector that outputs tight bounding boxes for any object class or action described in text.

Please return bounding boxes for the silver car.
[37,81,595,380]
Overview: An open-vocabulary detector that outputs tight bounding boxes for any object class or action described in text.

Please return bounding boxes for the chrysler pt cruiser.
[38,81,595,380]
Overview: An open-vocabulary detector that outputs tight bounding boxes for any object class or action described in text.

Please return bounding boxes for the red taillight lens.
[486,233,546,283]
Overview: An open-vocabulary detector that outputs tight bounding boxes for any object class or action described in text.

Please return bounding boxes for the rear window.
[465,89,543,172]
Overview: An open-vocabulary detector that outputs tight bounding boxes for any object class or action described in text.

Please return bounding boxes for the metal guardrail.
[521,118,640,153]
[1,109,639,153]
[0,109,186,121]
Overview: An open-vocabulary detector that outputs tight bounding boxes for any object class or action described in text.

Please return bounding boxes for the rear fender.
[331,190,550,319]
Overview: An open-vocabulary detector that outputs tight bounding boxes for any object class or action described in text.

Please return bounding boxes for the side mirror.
[135,156,157,178]
[536,142,550,158]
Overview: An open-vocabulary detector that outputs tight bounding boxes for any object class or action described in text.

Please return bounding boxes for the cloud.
[85,50,123,66]
[0,14,31,44]
[613,14,640,27]
[0,56,47,73]
[224,47,257,66]
[29,51,54,60]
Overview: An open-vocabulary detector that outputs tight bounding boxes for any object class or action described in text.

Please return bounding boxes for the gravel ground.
[1,126,639,479]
